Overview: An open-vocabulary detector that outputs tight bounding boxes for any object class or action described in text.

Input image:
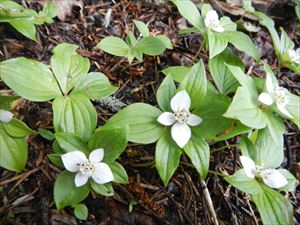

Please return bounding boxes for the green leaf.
[9,21,36,41]
[133,20,149,37]
[0,94,19,111]
[51,43,90,94]
[264,111,285,146]
[52,93,97,141]
[224,87,266,129]
[217,31,260,60]
[155,132,182,186]
[277,169,298,192]
[183,137,209,179]
[47,154,64,168]
[74,204,88,220]
[219,17,237,31]
[0,57,61,101]
[161,66,190,83]
[254,128,283,168]
[89,127,128,162]
[156,75,176,112]
[106,103,164,144]
[240,136,257,161]
[208,48,244,95]
[108,161,128,184]
[97,36,130,56]
[0,123,27,172]
[90,180,114,196]
[54,171,90,209]
[170,0,204,33]
[179,60,207,109]
[286,92,300,128]
[3,118,36,137]
[137,36,167,56]
[252,184,294,225]
[38,128,54,141]
[54,132,88,154]
[193,84,250,140]
[225,64,257,95]
[224,169,262,195]
[126,31,138,47]
[73,72,117,100]
[208,32,227,59]
[155,35,173,49]
[280,28,294,55]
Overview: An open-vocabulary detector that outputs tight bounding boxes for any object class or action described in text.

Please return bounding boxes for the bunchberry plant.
[0,1,56,41]
[225,128,297,225]
[51,126,128,220]
[97,19,172,63]
[224,63,300,145]
[0,95,36,172]
[61,149,114,187]
[157,90,202,148]
[0,43,117,141]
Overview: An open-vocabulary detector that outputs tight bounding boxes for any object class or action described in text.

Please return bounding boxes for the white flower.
[240,156,288,189]
[204,10,224,32]
[288,48,300,64]
[0,109,13,123]
[61,149,114,187]
[258,73,291,118]
[157,90,202,148]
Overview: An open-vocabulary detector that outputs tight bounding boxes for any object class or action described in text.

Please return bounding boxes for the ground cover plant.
[0,0,299,225]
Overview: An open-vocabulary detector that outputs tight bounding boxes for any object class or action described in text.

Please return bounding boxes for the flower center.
[273,86,288,105]
[174,109,190,124]
[255,166,274,179]
[79,161,95,176]
[207,18,219,29]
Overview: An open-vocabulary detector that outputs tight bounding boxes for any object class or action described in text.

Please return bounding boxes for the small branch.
[199,177,219,225]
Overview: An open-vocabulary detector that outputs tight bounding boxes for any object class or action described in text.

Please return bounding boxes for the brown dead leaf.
[54,0,83,21]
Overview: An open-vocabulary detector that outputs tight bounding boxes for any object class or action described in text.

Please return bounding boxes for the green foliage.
[0,1,56,41]
[54,171,90,209]
[155,132,182,185]
[73,204,88,220]
[0,122,28,172]
[97,20,172,63]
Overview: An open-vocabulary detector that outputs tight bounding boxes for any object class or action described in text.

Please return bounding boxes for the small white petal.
[213,25,224,32]
[170,90,191,112]
[187,114,202,126]
[75,172,89,187]
[265,73,275,93]
[263,170,288,189]
[240,156,256,178]
[0,109,13,123]
[91,162,114,184]
[205,10,219,27]
[61,151,87,172]
[258,93,274,106]
[89,148,104,163]
[277,103,292,118]
[157,112,176,126]
[171,122,191,148]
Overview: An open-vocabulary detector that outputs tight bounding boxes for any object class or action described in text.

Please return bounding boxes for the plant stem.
[208,170,226,177]
[200,177,219,225]
[190,41,205,66]
[211,144,238,153]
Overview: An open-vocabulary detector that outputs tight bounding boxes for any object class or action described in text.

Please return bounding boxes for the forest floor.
[0,0,299,225]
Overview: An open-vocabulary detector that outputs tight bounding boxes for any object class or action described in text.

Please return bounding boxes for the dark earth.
[0,0,299,225]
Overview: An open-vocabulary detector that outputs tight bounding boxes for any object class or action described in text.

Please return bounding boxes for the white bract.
[240,156,288,189]
[258,73,291,118]
[288,48,300,64]
[61,149,114,187]
[0,109,13,123]
[157,90,202,148]
[204,10,224,32]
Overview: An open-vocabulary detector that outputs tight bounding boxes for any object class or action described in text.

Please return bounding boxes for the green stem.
[208,170,226,177]
[210,144,238,153]
[190,41,205,66]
